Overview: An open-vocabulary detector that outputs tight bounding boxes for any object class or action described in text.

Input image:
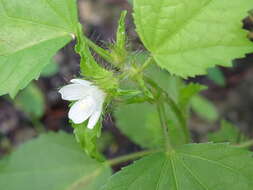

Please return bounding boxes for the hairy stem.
[235,140,253,148]
[137,57,153,74]
[144,76,191,143]
[157,99,173,151]
[164,95,190,143]
[106,150,157,166]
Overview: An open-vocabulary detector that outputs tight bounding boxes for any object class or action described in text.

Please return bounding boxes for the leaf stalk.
[106,149,157,166]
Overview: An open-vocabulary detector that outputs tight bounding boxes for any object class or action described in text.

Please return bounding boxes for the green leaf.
[207,67,226,86]
[102,143,253,190]
[208,120,248,143]
[114,102,164,149]
[0,132,111,190]
[191,95,219,122]
[0,0,78,97]
[14,82,45,118]
[133,0,253,77]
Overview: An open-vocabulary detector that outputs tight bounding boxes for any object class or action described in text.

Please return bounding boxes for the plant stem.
[164,95,190,143]
[235,140,253,148]
[156,100,173,151]
[106,150,156,166]
[137,57,153,74]
[144,76,191,143]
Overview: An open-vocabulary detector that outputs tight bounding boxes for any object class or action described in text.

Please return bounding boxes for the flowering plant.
[0,0,253,190]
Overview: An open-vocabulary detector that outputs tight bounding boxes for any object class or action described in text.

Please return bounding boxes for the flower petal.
[91,87,106,103]
[59,84,91,101]
[68,96,96,124]
[87,105,103,129]
[71,79,92,87]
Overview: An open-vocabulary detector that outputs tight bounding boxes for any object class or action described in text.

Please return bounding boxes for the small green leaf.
[0,132,111,190]
[191,95,219,122]
[133,0,253,77]
[178,83,206,111]
[14,82,45,118]
[208,120,248,143]
[207,67,226,86]
[116,11,127,52]
[41,59,59,77]
[103,143,253,190]
[0,0,78,97]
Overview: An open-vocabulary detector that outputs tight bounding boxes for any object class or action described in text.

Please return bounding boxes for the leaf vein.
[155,158,168,190]
[170,154,179,190]
[0,0,70,32]
[180,152,241,175]
[179,156,210,190]
[156,0,214,52]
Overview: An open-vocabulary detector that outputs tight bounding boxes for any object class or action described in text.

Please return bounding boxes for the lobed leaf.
[133,0,253,77]
[103,143,253,190]
[0,0,78,97]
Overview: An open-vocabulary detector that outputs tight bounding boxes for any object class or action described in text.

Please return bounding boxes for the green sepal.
[75,24,118,94]
[116,10,127,51]
[72,120,104,161]
[110,11,128,67]
[82,35,114,64]
[115,89,150,104]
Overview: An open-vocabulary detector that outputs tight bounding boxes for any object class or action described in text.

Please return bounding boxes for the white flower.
[59,79,106,129]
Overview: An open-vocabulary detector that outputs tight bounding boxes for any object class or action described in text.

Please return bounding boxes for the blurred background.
[0,0,253,163]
